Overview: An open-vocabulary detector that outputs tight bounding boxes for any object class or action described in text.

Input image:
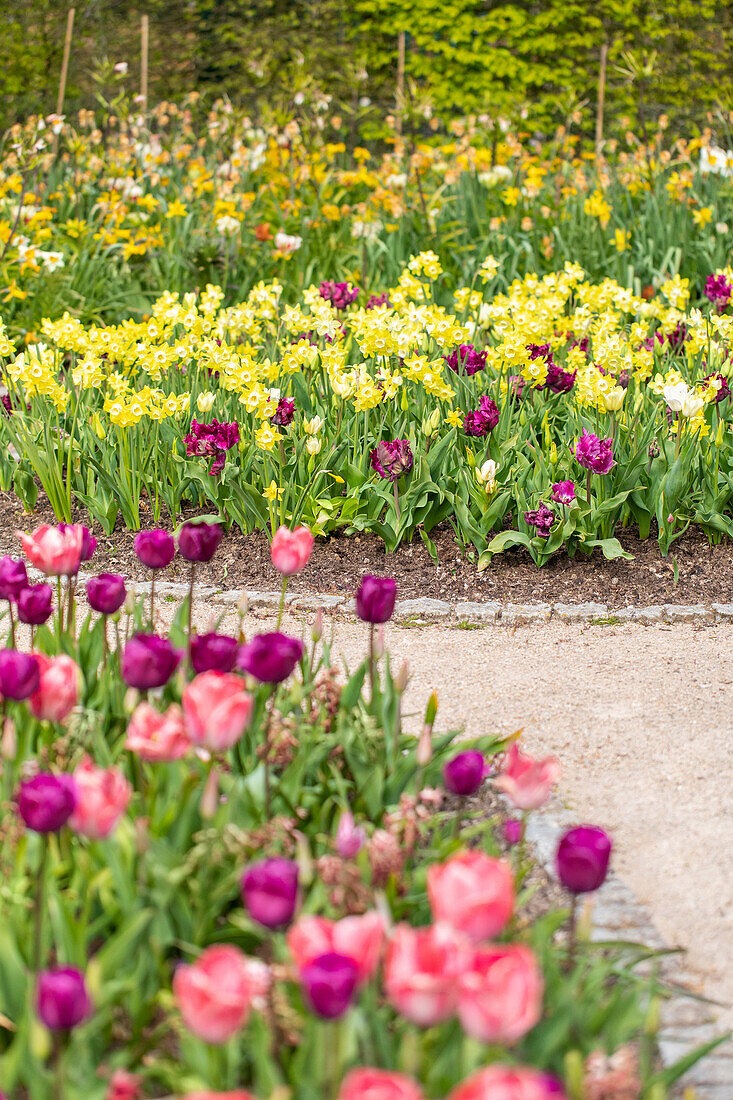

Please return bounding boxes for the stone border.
[525,803,732,1099]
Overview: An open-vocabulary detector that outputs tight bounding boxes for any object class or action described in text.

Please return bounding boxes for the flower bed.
[2,258,733,565]
[0,520,720,1098]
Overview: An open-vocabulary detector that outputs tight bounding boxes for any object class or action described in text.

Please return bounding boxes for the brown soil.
[3,491,733,605]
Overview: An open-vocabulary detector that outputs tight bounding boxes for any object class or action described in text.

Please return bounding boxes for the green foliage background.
[1,0,732,136]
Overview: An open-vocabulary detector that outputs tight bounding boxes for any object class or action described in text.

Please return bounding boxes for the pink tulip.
[105,1070,142,1100]
[173,945,263,1044]
[182,672,253,752]
[494,743,561,810]
[338,1068,425,1100]
[384,923,470,1026]
[125,702,191,762]
[427,851,513,941]
[29,654,80,723]
[287,911,385,983]
[457,944,543,1044]
[69,757,132,840]
[18,524,84,576]
[449,1065,565,1100]
[182,1094,257,1100]
[270,525,314,576]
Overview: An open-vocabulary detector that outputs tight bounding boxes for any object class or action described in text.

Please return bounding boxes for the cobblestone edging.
[53,567,733,628]
[525,805,732,1099]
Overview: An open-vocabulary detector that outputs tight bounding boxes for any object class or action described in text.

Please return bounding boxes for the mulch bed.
[3,491,733,606]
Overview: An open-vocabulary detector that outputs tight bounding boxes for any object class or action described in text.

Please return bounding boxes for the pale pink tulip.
[69,757,131,839]
[270,525,314,576]
[427,850,513,941]
[457,944,543,1044]
[18,524,84,576]
[125,702,191,762]
[182,671,253,752]
[493,743,561,810]
[29,654,80,723]
[384,922,470,1026]
[173,945,261,1044]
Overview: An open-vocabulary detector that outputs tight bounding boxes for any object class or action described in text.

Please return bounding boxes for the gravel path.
[190,601,733,1033]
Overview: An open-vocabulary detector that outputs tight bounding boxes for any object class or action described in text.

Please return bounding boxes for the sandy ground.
[181,601,733,1030]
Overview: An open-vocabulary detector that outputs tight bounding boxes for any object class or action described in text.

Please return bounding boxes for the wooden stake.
[395,29,405,145]
[56,8,75,117]
[595,40,608,157]
[141,14,149,113]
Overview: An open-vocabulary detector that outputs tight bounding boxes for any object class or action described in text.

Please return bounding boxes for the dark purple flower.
[271,397,295,428]
[355,575,397,624]
[443,750,487,796]
[237,632,303,683]
[705,273,732,309]
[301,952,359,1018]
[556,825,612,894]
[666,322,689,353]
[366,292,390,309]
[0,649,39,700]
[177,521,223,563]
[502,818,524,846]
[36,967,91,1030]
[574,430,614,475]
[17,583,53,626]
[190,632,239,674]
[122,634,182,690]
[463,396,500,437]
[184,418,240,476]
[705,372,731,403]
[444,344,486,377]
[550,481,576,505]
[319,281,359,310]
[86,573,126,616]
[370,439,413,481]
[18,773,77,833]
[524,502,555,539]
[240,857,299,928]
[0,556,27,602]
[527,342,552,361]
[543,362,577,394]
[134,530,176,570]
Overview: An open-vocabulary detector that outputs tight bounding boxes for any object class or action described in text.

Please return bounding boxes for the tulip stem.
[325,1018,342,1100]
[32,834,48,973]
[263,685,278,820]
[56,576,64,635]
[150,571,156,629]
[51,1033,64,1100]
[67,575,76,636]
[187,563,196,667]
[276,575,288,629]
[585,468,592,510]
[393,480,401,524]
[368,623,375,697]
[566,894,579,972]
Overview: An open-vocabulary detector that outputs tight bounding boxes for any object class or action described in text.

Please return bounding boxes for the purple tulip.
[301,952,359,1018]
[524,502,555,539]
[355,575,397,624]
[556,825,612,894]
[36,967,91,1030]
[0,556,27,601]
[443,750,487,796]
[122,634,183,690]
[134,529,176,570]
[0,649,39,700]
[240,857,299,929]
[370,440,413,482]
[59,524,96,566]
[574,430,614,475]
[190,632,239,674]
[86,573,126,615]
[18,773,77,833]
[237,632,303,683]
[17,583,53,626]
[502,818,524,846]
[551,481,576,505]
[177,521,223,563]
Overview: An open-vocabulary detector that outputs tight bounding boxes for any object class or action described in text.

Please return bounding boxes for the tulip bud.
[424,691,438,730]
[416,725,433,767]
[563,1049,584,1100]
[311,607,323,642]
[237,590,250,617]
[644,994,661,1036]
[395,659,410,693]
